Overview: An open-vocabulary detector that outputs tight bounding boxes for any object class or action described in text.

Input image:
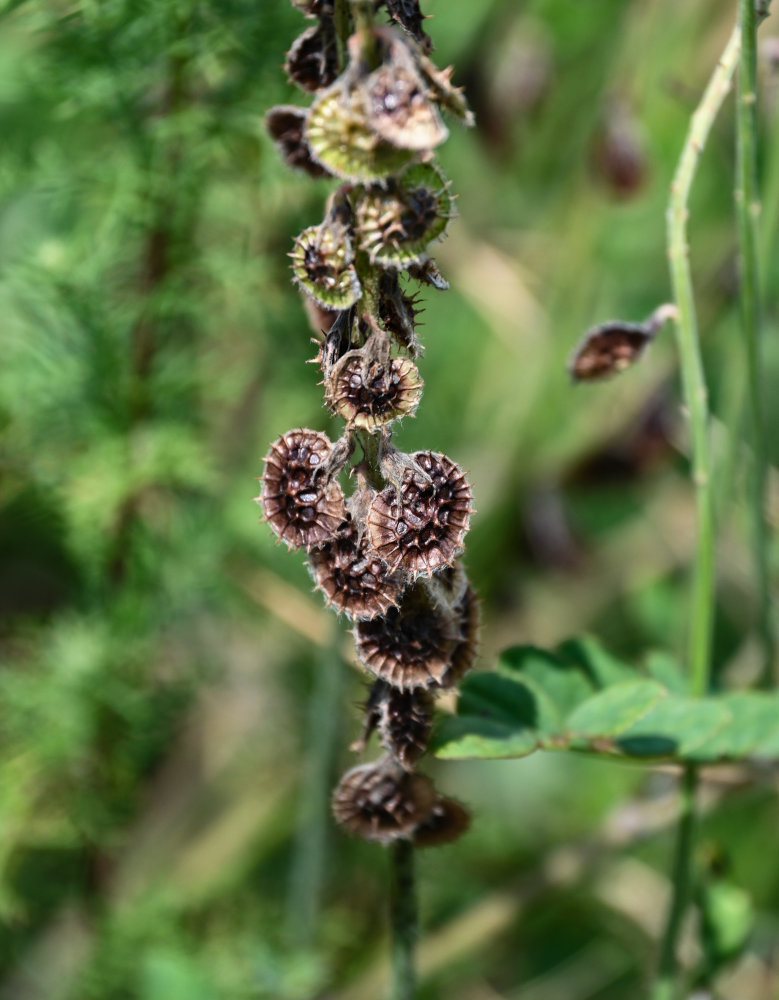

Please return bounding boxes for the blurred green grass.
[0,0,778,998]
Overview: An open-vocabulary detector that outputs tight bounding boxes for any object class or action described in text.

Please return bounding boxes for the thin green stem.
[736,0,775,686]
[667,24,739,698]
[390,839,417,1000]
[333,0,350,71]
[650,766,698,1000]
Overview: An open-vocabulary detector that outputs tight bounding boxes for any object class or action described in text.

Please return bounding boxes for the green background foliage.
[1,0,778,997]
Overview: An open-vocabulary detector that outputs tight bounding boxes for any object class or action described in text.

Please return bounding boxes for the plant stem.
[285,627,346,949]
[667,23,739,698]
[390,839,417,1000]
[653,27,741,999]
[650,766,698,1000]
[736,0,775,686]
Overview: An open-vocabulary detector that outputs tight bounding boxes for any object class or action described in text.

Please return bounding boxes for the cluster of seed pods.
[260,0,477,849]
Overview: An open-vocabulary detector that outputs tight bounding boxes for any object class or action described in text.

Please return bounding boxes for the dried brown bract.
[367,450,473,575]
[286,21,339,92]
[259,429,346,549]
[332,759,436,843]
[413,796,471,847]
[569,321,653,382]
[266,105,332,179]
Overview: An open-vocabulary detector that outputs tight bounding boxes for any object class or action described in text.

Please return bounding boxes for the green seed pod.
[356,163,454,267]
[290,222,361,309]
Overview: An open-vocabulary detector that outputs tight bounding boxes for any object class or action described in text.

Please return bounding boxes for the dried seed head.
[383,0,433,54]
[326,329,423,430]
[415,48,474,125]
[438,583,480,688]
[290,223,361,310]
[373,681,435,768]
[308,515,405,619]
[413,796,471,848]
[354,582,461,689]
[356,30,447,151]
[377,270,423,357]
[357,163,454,267]
[568,321,653,382]
[259,429,346,549]
[265,105,332,179]
[367,450,473,575]
[285,22,339,92]
[307,82,417,182]
[332,759,436,843]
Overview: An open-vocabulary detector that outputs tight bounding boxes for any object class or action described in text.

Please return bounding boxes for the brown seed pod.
[406,257,449,290]
[285,22,339,92]
[383,0,433,54]
[377,270,423,356]
[367,450,473,575]
[290,223,361,310]
[308,515,405,619]
[413,796,471,848]
[354,582,461,689]
[438,583,480,688]
[265,105,332,179]
[332,759,436,843]
[375,681,435,768]
[568,321,652,382]
[259,429,346,549]
[327,329,423,430]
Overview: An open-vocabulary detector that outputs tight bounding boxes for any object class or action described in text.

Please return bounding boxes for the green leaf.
[565,680,666,737]
[689,692,779,762]
[616,695,730,757]
[556,634,634,688]
[497,645,594,716]
[432,715,538,760]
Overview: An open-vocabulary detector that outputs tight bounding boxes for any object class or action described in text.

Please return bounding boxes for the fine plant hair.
[259,1,477,994]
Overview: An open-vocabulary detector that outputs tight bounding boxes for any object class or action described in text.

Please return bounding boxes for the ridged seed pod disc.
[357,163,454,267]
[259,429,346,549]
[354,582,460,690]
[367,450,473,575]
[332,760,436,844]
[308,517,405,619]
[306,84,417,182]
[328,350,423,430]
[290,224,361,310]
[361,59,447,151]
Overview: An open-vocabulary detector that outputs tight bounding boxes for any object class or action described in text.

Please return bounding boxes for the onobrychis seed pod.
[332,758,436,843]
[353,581,460,689]
[265,105,332,179]
[290,222,362,310]
[367,450,473,575]
[568,305,675,383]
[258,428,346,549]
[356,162,454,267]
[413,796,471,847]
[308,514,405,618]
[370,680,435,769]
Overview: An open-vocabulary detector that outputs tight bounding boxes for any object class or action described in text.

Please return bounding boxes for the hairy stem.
[650,766,698,1000]
[736,0,775,685]
[667,24,739,698]
[390,839,417,1000]
[653,26,741,999]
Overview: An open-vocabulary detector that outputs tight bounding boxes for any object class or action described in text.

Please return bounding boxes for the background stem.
[390,840,417,1000]
[736,0,775,686]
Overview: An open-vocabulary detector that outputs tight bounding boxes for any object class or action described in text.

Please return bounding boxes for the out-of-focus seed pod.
[367,450,473,575]
[438,583,479,688]
[568,321,653,382]
[406,257,449,290]
[307,82,418,182]
[259,429,346,549]
[332,758,436,843]
[285,22,339,92]
[354,581,460,689]
[591,99,648,199]
[289,0,330,16]
[308,514,405,618]
[290,222,362,310]
[374,681,435,768]
[414,47,474,126]
[413,796,471,847]
[265,105,332,179]
[356,163,454,267]
[383,0,433,54]
[326,329,423,429]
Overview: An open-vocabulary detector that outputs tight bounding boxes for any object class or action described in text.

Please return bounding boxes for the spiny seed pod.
[406,257,449,290]
[354,581,461,689]
[332,759,436,843]
[307,82,418,182]
[415,48,474,125]
[413,796,471,848]
[357,163,454,267]
[367,450,473,575]
[290,222,361,310]
[265,105,332,179]
[326,329,423,429]
[285,22,339,92]
[357,29,448,151]
[375,682,435,768]
[383,0,433,54]
[259,429,346,549]
[308,515,405,618]
[438,583,480,688]
[377,270,423,356]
